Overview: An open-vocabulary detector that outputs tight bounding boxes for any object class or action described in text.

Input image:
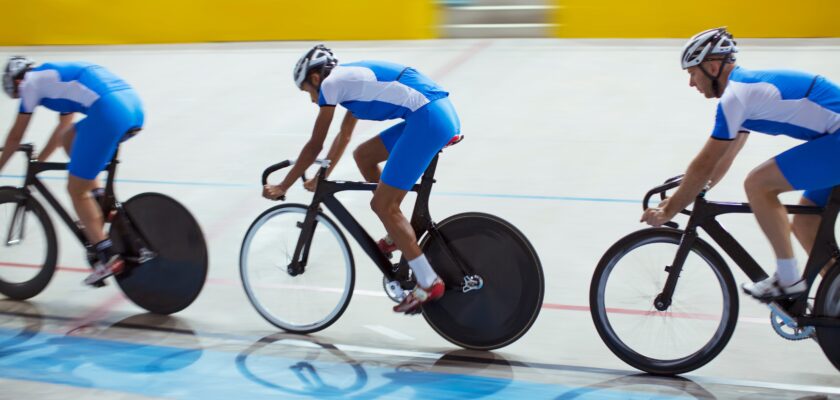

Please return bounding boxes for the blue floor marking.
[0,327,687,399]
[0,174,639,204]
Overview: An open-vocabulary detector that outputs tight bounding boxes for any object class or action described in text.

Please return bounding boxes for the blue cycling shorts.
[69,90,144,180]
[775,132,840,206]
[379,97,460,190]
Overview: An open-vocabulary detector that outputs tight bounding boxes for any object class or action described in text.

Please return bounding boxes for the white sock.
[408,254,438,288]
[776,258,799,286]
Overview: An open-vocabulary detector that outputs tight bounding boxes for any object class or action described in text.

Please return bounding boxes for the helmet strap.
[698,59,728,98]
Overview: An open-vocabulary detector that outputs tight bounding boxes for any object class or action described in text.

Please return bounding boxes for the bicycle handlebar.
[642,175,687,229]
[0,143,35,160]
[260,158,331,186]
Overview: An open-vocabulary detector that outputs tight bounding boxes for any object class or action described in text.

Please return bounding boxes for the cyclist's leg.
[744,134,840,295]
[354,122,402,183]
[70,91,143,283]
[793,189,834,277]
[374,98,459,312]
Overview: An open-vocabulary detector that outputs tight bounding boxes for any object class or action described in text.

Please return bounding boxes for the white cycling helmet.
[3,56,34,98]
[292,44,338,89]
[681,27,738,70]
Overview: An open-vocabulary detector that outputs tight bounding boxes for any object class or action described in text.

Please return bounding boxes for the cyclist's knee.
[67,176,96,197]
[744,170,777,199]
[353,146,367,167]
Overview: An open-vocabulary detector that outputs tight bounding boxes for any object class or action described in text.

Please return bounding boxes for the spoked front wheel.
[240,204,355,334]
[113,193,208,315]
[420,212,544,350]
[815,263,840,372]
[590,228,738,375]
[0,187,57,300]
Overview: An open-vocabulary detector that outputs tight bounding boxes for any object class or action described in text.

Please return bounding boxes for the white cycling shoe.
[742,274,807,301]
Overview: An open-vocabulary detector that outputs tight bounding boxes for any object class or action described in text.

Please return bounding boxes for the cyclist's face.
[300,72,323,104]
[687,65,715,98]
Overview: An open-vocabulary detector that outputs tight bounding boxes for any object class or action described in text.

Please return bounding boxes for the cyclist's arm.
[0,113,33,173]
[278,106,336,190]
[662,137,735,217]
[37,113,74,162]
[321,111,358,178]
[708,130,749,188]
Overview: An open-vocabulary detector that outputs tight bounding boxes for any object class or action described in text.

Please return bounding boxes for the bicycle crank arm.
[769,302,798,329]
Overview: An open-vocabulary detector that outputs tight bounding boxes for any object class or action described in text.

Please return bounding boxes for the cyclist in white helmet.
[263,45,462,314]
[641,27,840,300]
[0,57,144,286]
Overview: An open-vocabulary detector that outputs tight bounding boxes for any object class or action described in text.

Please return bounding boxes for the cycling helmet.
[681,28,738,97]
[681,27,738,70]
[292,44,338,89]
[3,56,34,98]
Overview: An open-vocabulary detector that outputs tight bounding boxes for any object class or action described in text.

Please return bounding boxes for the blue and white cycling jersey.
[712,66,840,141]
[18,62,133,115]
[317,61,449,120]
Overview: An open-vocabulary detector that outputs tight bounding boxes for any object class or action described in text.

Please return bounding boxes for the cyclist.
[0,57,144,286]
[641,27,840,301]
[262,45,461,314]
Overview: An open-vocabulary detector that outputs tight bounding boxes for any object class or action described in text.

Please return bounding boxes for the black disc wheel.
[113,193,207,315]
[420,212,544,350]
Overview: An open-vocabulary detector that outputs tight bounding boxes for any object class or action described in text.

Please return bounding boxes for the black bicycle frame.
[279,153,472,283]
[7,143,151,264]
[654,183,840,329]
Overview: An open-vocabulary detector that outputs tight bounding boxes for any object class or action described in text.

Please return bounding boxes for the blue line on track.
[0,327,688,400]
[0,174,639,204]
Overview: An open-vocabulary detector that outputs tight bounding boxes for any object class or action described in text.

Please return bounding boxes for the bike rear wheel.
[0,187,57,300]
[815,263,840,372]
[240,204,354,334]
[590,228,738,375]
[113,193,208,315]
[420,212,543,350]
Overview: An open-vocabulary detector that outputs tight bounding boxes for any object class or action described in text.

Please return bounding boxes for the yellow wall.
[3,0,437,45]
[555,0,840,38]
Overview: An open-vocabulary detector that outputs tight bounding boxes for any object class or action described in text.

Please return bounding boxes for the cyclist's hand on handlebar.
[303,177,318,192]
[640,206,677,227]
[263,184,287,201]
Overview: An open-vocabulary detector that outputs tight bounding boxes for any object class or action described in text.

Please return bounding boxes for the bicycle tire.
[815,263,840,372]
[420,212,544,350]
[590,228,739,375]
[113,193,208,315]
[240,204,355,334]
[0,187,57,300]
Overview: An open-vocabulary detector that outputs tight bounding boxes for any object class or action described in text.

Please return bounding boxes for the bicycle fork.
[655,229,699,311]
[5,201,27,246]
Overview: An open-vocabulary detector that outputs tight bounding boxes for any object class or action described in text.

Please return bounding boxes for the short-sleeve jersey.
[711,66,840,141]
[317,61,449,121]
[18,62,133,115]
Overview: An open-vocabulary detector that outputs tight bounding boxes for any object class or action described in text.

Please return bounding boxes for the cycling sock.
[775,258,799,286]
[94,238,115,264]
[408,254,438,288]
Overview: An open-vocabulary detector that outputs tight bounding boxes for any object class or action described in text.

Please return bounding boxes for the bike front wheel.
[420,212,544,350]
[815,263,840,372]
[240,204,354,334]
[0,187,57,300]
[590,228,738,375]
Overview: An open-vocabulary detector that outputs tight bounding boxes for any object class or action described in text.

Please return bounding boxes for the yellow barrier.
[556,0,840,38]
[4,0,438,45]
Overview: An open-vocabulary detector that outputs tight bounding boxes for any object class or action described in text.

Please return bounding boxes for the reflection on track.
[0,302,834,399]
